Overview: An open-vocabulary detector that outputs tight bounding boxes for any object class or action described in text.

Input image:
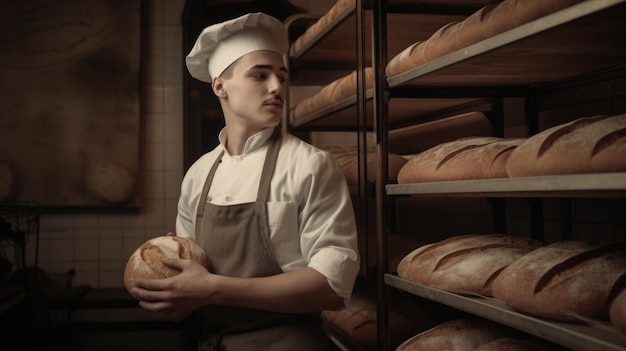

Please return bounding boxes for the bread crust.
[123,236,209,293]
[396,319,513,351]
[492,241,626,321]
[506,114,626,176]
[397,137,524,183]
[397,234,543,296]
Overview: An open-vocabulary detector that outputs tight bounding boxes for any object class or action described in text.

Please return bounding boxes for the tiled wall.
[31,0,335,289]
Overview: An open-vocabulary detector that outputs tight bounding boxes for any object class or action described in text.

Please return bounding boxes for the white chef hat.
[186,12,288,83]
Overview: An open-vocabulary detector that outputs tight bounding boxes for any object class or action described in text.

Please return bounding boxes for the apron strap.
[196,150,224,223]
[256,127,281,203]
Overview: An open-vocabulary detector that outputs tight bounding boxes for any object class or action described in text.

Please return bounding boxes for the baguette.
[397,137,524,183]
[397,234,543,296]
[386,0,584,77]
[124,236,209,294]
[491,240,626,321]
[506,114,626,177]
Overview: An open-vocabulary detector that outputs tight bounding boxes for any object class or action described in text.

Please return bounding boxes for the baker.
[130,12,360,350]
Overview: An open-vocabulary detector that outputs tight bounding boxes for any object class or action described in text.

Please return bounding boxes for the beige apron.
[194,128,328,351]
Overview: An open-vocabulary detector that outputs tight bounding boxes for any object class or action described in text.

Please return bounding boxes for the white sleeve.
[298,151,360,304]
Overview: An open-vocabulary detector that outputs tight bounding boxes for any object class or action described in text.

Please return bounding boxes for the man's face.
[218,50,289,132]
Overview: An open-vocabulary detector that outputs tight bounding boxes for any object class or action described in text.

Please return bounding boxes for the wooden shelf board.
[386,275,626,351]
[386,173,626,198]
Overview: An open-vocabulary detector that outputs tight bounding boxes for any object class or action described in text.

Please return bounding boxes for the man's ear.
[212,78,227,98]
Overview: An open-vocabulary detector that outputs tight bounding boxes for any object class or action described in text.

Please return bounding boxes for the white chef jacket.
[176,127,360,303]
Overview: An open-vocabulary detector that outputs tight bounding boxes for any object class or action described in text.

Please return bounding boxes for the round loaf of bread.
[396,319,513,351]
[506,114,626,177]
[397,234,543,296]
[397,137,524,183]
[610,289,626,335]
[491,240,626,321]
[124,236,209,293]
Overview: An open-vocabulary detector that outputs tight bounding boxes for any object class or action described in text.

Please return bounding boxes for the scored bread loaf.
[610,289,626,335]
[322,288,437,350]
[395,319,515,351]
[292,68,373,120]
[324,146,408,186]
[386,0,585,77]
[124,236,209,294]
[397,137,524,183]
[506,114,626,177]
[397,234,543,296]
[491,240,626,321]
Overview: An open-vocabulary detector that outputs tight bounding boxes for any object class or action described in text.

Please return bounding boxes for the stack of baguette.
[396,235,626,335]
[386,0,586,78]
[397,137,523,183]
[397,114,626,183]
[396,234,543,297]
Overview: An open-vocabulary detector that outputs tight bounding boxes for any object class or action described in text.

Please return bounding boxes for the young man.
[131,12,360,350]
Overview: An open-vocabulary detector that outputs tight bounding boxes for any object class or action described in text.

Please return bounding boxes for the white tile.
[144,199,167,228]
[143,140,165,171]
[163,140,183,171]
[164,84,183,115]
[164,169,182,200]
[164,111,183,143]
[73,213,101,230]
[98,238,123,261]
[145,112,165,142]
[75,238,100,261]
[145,25,165,56]
[164,199,179,230]
[144,85,165,114]
[163,0,185,25]
[144,170,165,200]
[145,53,165,85]
[98,269,126,288]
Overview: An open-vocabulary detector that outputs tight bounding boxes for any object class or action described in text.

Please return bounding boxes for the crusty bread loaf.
[610,289,626,335]
[397,234,543,296]
[473,338,552,351]
[506,114,626,177]
[386,0,584,77]
[324,146,408,185]
[397,137,524,183]
[343,152,408,186]
[395,319,514,351]
[289,0,353,57]
[491,241,626,321]
[124,236,209,293]
[322,288,437,350]
[292,68,373,120]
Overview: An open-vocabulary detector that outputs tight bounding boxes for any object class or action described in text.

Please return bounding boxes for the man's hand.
[131,257,213,321]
